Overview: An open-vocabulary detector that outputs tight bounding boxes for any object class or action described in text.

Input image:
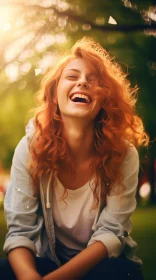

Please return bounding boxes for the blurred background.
[0,0,156,279]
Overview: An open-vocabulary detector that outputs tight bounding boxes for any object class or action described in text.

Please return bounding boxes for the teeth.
[70,93,91,103]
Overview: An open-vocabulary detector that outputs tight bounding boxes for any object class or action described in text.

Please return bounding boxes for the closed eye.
[67,75,78,79]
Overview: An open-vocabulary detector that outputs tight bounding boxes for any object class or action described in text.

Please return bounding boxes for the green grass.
[0,206,156,280]
[131,206,156,280]
[0,207,7,258]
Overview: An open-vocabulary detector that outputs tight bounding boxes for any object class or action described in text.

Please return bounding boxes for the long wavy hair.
[29,37,149,206]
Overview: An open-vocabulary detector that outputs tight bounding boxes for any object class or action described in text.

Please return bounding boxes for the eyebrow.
[64,69,81,73]
[64,69,97,75]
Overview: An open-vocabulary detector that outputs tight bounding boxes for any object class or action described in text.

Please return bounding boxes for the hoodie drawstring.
[46,171,53,208]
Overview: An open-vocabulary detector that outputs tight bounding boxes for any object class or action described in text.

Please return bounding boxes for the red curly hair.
[29,37,149,206]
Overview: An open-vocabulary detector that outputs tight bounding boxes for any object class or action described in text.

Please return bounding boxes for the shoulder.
[13,119,35,170]
[120,143,139,182]
[25,118,35,140]
[124,144,139,167]
[109,144,139,196]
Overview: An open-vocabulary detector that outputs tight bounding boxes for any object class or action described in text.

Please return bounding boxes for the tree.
[0,0,155,170]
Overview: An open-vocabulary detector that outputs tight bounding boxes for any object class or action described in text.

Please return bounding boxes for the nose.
[77,77,89,89]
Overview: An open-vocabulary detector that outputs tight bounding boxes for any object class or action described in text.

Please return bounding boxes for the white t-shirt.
[52,176,98,260]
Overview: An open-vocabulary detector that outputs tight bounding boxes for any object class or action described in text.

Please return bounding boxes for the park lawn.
[0,206,156,280]
[0,207,7,259]
[131,206,156,280]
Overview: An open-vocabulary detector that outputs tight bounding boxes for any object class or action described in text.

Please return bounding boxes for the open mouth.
[70,93,92,104]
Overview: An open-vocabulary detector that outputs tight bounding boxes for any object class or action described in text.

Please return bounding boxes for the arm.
[88,145,139,259]
[3,135,43,279]
[8,248,42,280]
[43,241,108,280]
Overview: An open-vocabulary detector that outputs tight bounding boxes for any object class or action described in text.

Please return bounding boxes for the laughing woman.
[1,37,148,280]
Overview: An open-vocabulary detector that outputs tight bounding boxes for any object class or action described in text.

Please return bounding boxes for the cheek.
[57,80,67,94]
[57,81,75,99]
[56,85,68,111]
[56,82,64,100]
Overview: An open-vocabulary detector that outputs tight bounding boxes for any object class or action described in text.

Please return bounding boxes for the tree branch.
[1,2,156,33]
[0,25,46,75]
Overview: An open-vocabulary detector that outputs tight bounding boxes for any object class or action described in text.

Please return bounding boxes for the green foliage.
[0,0,155,168]
[0,81,35,168]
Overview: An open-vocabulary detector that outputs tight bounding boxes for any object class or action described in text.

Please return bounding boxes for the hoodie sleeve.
[88,145,139,259]
[3,120,43,255]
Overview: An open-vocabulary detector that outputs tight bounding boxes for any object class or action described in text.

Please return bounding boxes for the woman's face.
[56,57,102,122]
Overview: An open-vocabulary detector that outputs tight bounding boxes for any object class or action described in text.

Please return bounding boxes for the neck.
[62,117,95,164]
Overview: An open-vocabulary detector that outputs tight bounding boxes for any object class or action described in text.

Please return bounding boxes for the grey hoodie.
[3,120,142,266]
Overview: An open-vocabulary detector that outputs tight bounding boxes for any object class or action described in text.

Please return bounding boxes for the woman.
[1,37,148,280]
